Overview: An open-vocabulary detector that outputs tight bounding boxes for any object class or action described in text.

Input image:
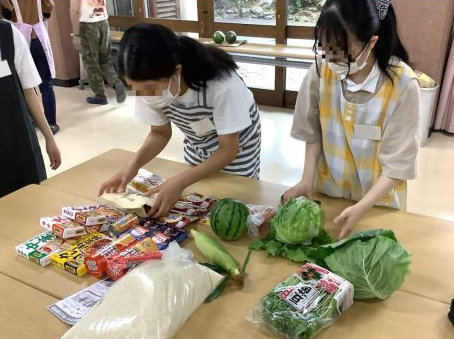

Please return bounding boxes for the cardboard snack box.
[62,204,124,226]
[40,216,87,239]
[50,232,112,276]
[15,231,76,267]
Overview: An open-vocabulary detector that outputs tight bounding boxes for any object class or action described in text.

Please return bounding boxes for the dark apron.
[0,20,46,198]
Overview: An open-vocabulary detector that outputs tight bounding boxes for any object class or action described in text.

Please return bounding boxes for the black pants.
[30,38,56,125]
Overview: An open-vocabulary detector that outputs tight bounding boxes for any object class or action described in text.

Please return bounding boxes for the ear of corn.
[191,230,241,276]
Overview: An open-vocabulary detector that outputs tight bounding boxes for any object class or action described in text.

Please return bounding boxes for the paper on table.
[101,193,157,217]
[47,279,114,325]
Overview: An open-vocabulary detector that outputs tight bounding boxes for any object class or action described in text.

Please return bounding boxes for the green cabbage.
[309,229,412,299]
[271,197,325,245]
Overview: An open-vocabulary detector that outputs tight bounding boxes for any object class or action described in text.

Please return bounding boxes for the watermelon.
[225,31,237,44]
[213,31,225,44]
[210,198,248,241]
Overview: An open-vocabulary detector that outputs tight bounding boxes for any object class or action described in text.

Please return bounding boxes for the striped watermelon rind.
[210,198,248,241]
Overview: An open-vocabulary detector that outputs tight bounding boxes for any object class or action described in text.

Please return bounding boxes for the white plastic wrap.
[61,243,223,339]
[246,205,277,237]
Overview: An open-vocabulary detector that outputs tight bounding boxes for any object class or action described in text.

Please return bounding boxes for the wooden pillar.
[47,0,80,86]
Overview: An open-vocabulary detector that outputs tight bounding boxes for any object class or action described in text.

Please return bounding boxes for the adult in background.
[70,0,126,105]
[0,0,59,134]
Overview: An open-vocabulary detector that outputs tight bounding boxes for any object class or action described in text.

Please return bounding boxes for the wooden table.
[109,31,314,68]
[1,149,452,338]
[0,185,102,299]
[43,149,454,304]
[0,274,70,338]
[2,187,452,339]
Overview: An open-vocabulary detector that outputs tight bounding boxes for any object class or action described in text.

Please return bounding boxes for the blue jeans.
[30,38,56,125]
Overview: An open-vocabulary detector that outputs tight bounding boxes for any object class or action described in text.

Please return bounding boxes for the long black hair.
[119,24,238,91]
[314,0,409,81]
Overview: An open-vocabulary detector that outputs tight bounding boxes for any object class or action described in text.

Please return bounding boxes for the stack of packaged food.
[15,169,216,281]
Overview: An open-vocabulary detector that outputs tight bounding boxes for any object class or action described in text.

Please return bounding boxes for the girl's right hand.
[98,167,138,196]
[281,180,314,204]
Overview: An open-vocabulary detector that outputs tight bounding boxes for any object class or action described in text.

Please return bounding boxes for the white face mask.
[138,73,181,109]
[327,43,372,78]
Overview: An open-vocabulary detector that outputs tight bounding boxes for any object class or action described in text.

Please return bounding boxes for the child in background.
[0,0,59,134]
[0,19,61,197]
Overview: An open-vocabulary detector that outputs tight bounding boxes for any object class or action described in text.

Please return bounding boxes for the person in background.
[99,24,261,217]
[0,18,61,197]
[70,0,126,105]
[0,0,59,134]
[283,0,420,238]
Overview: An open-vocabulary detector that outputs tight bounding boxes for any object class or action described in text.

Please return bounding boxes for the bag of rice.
[61,243,223,339]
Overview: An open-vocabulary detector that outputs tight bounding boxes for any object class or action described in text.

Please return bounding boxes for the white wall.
[179,0,197,21]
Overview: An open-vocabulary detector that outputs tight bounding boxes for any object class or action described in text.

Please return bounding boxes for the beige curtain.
[434,27,454,133]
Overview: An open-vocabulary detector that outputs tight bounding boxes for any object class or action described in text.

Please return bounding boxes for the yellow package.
[50,232,112,277]
[50,245,87,276]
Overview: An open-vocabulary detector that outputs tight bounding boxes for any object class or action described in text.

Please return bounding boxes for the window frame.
[108,0,317,108]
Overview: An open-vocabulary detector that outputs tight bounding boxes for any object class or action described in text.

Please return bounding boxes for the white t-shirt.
[79,0,108,23]
[135,72,255,135]
[0,21,41,89]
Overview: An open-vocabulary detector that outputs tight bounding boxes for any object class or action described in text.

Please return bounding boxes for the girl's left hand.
[46,139,61,170]
[147,178,185,217]
[334,204,365,239]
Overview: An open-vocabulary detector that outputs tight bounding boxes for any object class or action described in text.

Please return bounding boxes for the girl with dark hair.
[99,24,261,216]
[283,0,420,238]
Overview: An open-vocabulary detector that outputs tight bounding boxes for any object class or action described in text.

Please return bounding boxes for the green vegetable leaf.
[265,239,283,256]
[249,239,264,250]
[199,262,229,275]
[323,233,411,299]
[205,274,231,303]
[311,228,333,246]
[282,245,310,262]
[308,229,397,263]
[249,224,334,263]
[241,249,253,274]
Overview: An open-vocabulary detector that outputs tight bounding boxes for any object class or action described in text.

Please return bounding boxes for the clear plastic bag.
[247,263,354,339]
[61,243,223,339]
[246,205,277,237]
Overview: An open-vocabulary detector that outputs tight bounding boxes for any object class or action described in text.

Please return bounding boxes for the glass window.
[107,0,134,16]
[287,38,315,48]
[233,37,275,90]
[287,0,325,26]
[178,32,200,39]
[237,63,275,90]
[144,0,198,20]
[286,68,308,91]
[238,36,275,45]
[214,0,276,26]
[286,39,313,92]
